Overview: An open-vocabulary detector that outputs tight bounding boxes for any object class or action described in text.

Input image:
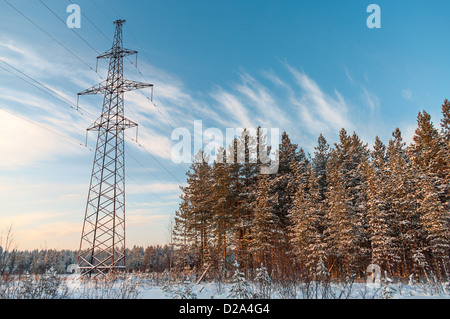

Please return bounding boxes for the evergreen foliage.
[172,100,450,281]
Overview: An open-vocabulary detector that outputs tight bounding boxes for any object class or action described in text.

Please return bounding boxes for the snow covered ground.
[63,276,450,299]
[139,281,450,299]
[2,269,450,299]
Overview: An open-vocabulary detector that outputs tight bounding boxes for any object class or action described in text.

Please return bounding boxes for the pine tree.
[439,100,450,239]
[410,111,442,175]
[289,162,326,276]
[210,148,235,273]
[225,136,249,270]
[235,129,259,271]
[175,277,198,299]
[249,174,278,271]
[272,132,299,231]
[441,99,450,142]
[312,134,331,201]
[365,133,404,276]
[419,176,449,277]
[410,111,450,277]
[173,201,194,269]
[175,151,214,269]
[325,129,370,277]
[269,132,303,276]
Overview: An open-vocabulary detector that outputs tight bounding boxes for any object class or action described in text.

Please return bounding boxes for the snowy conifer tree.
[365,132,405,276]
[227,261,253,299]
[174,151,214,269]
[410,111,450,277]
[324,129,370,277]
[254,264,272,299]
[209,148,232,273]
[250,174,278,269]
[289,162,326,275]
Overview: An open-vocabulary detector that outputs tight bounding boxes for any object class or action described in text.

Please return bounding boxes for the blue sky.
[0,0,448,250]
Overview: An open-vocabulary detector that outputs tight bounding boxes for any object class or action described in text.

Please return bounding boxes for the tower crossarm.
[97,48,138,60]
[87,116,138,132]
[78,79,153,96]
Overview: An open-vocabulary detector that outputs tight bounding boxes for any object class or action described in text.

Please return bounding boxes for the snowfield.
[2,269,450,299]
[140,281,450,299]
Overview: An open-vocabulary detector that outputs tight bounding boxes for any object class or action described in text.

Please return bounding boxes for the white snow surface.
[61,276,450,299]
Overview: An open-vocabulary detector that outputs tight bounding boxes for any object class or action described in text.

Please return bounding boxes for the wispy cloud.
[361,86,380,112]
[345,67,355,83]
[126,209,168,226]
[286,64,353,135]
[0,110,85,168]
[211,89,253,129]
[402,88,413,101]
[127,182,181,195]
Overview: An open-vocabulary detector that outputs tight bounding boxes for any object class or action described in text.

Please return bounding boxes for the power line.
[125,173,179,207]
[2,0,102,79]
[102,0,121,19]
[130,137,184,185]
[1,45,184,189]
[91,0,115,22]
[0,58,183,188]
[93,0,181,129]
[0,59,96,120]
[0,60,185,195]
[2,1,187,188]
[38,0,101,56]
[67,2,187,173]
[67,0,111,43]
[0,107,92,151]
[55,0,182,137]
[129,66,181,130]
[122,24,182,128]
[6,0,182,136]
[121,34,181,128]
[0,107,178,207]
[125,149,169,185]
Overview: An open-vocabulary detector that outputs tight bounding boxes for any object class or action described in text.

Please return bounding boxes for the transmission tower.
[77,19,153,277]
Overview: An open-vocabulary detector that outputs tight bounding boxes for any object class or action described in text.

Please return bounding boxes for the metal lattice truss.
[77,20,152,277]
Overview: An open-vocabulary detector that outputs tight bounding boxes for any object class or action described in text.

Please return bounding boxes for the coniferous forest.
[171,100,450,282]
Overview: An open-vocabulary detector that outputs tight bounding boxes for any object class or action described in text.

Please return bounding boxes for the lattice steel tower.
[77,20,152,277]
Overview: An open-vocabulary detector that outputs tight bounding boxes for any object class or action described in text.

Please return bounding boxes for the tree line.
[0,245,173,275]
[172,100,450,281]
